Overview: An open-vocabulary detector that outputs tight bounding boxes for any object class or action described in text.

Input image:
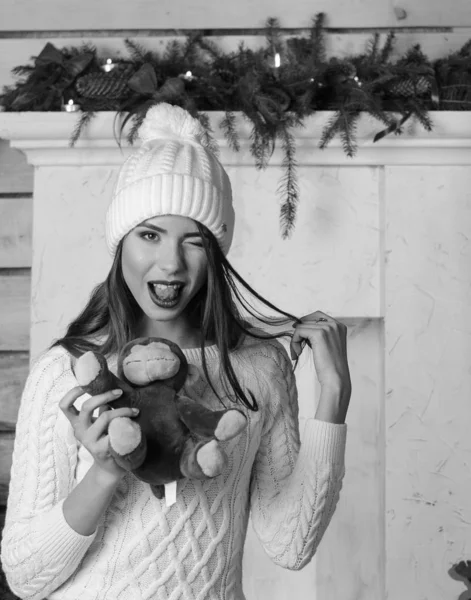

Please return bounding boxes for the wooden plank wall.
[0,141,32,507]
[1,0,471,29]
[1,4,471,591]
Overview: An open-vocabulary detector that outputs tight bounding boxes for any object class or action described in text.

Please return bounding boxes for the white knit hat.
[105,103,235,257]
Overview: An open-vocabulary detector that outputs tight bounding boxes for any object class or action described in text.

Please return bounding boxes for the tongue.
[153,285,180,301]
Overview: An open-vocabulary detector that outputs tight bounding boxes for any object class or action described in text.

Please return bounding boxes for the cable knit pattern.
[1,334,347,600]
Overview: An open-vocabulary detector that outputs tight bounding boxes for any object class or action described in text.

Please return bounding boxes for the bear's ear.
[185,364,201,388]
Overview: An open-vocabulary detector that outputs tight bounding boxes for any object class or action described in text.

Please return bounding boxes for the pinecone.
[388,76,431,97]
[75,72,131,100]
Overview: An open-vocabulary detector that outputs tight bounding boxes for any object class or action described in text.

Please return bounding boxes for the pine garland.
[1,14,470,238]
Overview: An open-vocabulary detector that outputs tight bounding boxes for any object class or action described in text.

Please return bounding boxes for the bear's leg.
[176,396,247,442]
[180,438,228,479]
[108,417,147,471]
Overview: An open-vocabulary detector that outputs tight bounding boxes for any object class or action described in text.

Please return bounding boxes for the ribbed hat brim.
[105,174,233,256]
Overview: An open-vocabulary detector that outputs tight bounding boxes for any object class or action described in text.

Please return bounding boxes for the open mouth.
[148,282,185,308]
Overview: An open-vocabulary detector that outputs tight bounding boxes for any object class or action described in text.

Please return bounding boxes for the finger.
[309,311,346,331]
[91,404,111,424]
[87,406,139,443]
[290,324,328,359]
[58,386,85,425]
[79,389,123,428]
[294,310,332,324]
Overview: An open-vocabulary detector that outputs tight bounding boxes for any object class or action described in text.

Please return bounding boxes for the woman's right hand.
[59,386,139,481]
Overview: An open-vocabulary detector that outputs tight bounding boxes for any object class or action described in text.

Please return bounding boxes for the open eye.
[140,231,159,242]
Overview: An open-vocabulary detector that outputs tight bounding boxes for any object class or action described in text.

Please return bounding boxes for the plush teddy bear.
[72,337,248,502]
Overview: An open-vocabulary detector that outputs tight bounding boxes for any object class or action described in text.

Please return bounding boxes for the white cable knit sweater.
[1,333,347,600]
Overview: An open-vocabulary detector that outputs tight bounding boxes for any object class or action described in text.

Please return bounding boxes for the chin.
[143,291,191,320]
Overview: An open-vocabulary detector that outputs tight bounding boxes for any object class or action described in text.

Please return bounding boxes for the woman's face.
[121,215,208,328]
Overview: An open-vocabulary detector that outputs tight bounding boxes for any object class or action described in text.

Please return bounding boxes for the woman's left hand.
[290,311,351,395]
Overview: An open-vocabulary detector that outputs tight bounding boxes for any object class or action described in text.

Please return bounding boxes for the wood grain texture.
[1,0,471,30]
[0,197,32,268]
[0,141,33,194]
[1,31,471,90]
[0,274,30,351]
[0,352,29,429]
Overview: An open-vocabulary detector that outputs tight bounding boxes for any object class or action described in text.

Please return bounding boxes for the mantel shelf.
[1,111,471,166]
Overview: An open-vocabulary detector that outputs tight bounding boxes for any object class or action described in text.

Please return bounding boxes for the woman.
[1,103,351,600]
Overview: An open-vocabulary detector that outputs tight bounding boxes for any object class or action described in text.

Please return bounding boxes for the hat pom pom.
[138,103,208,147]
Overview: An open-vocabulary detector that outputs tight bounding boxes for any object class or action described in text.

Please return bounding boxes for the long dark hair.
[49,222,301,411]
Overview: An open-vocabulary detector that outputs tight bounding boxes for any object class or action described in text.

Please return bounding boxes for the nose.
[155,239,186,275]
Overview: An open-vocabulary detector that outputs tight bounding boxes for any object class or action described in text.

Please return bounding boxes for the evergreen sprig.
[1,14,470,237]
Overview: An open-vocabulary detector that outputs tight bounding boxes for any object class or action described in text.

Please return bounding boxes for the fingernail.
[112,389,123,396]
[132,408,139,414]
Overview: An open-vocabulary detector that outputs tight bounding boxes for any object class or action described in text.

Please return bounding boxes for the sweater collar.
[181,343,220,364]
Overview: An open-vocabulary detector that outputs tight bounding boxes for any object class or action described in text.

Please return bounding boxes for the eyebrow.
[137,221,203,239]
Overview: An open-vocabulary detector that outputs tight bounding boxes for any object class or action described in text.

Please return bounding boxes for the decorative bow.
[35,42,94,81]
[128,63,185,99]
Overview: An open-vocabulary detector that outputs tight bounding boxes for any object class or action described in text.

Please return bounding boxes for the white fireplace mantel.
[1,110,471,166]
[1,110,471,600]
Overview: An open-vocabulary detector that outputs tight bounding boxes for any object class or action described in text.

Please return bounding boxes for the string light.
[101,58,116,73]
[179,70,196,81]
[61,98,81,112]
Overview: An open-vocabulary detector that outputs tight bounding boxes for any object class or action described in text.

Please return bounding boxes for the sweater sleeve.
[248,340,347,570]
[0,347,98,600]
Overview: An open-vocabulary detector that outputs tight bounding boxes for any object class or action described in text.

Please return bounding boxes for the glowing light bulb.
[101,58,116,72]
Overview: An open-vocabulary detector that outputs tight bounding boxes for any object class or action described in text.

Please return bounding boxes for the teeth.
[153,283,181,290]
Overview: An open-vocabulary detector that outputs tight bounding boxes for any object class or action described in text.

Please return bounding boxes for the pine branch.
[196,112,220,156]
[277,124,299,239]
[248,116,275,170]
[128,112,147,144]
[11,65,34,77]
[368,33,380,62]
[182,32,202,65]
[65,42,96,58]
[124,38,148,63]
[310,12,327,66]
[349,85,392,128]
[265,17,283,54]
[319,112,341,149]
[407,98,433,131]
[163,40,184,63]
[220,111,241,152]
[69,111,96,147]
[195,36,224,61]
[458,38,471,57]
[338,108,359,156]
[380,32,396,64]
